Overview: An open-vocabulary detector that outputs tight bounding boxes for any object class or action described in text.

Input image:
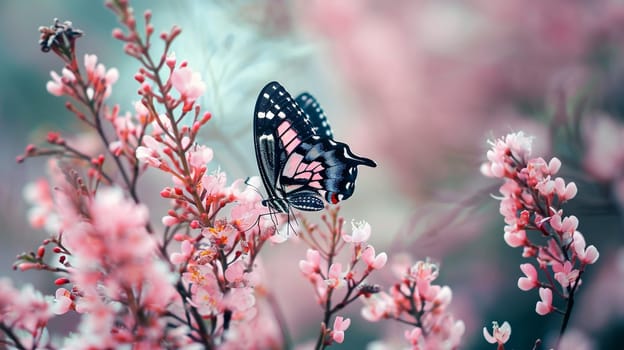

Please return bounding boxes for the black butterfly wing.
[290,91,376,204]
[254,81,324,212]
[282,138,377,205]
[254,81,376,213]
[296,92,333,139]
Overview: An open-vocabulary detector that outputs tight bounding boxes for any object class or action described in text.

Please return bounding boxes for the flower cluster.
[298,211,387,349]
[481,132,599,343]
[12,1,287,348]
[0,279,53,349]
[360,257,465,350]
[55,188,187,349]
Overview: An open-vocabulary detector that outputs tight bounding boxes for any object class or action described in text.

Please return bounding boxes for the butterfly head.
[321,142,376,203]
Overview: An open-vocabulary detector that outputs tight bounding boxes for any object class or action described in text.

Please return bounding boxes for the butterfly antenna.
[244,177,264,197]
[239,205,284,236]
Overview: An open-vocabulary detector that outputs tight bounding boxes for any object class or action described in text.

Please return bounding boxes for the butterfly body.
[254,81,376,213]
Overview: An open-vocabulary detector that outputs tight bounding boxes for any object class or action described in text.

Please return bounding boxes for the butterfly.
[253,81,376,214]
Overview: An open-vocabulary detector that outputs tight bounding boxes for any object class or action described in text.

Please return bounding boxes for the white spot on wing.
[260,134,274,142]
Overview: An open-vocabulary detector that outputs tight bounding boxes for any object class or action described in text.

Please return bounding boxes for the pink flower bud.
[55,277,70,285]
[36,246,45,259]
[112,28,125,40]
[17,262,39,271]
[162,215,179,226]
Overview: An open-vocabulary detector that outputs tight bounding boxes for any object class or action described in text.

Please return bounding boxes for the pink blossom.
[482,132,533,178]
[553,177,578,201]
[83,54,118,99]
[53,288,73,315]
[360,292,395,321]
[149,114,172,136]
[518,263,540,291]
[536,288,554,315]
[136,135,163,167]
[23,178,60,233]
[187,276,223,317]
[572,231,599,265]
[170,239,194,264]
[0,279,53,336]
[343,220,371,243]
[46,73,65,96]
[331,316,351,344]
[108,140,123,155]
[553,261,579,289]
[171,66,206,102]
[362,258,463,348]
[499,196,522,225]
[326,263,345,289]
[407,259,439,283]
[187,144,213,169]
[404,327,423,347]
[224,260,247,287]
[134,100,149,119]
[433,286,453,308]
[299,249,321,276]
[84,53,98,73]
[550,214,579,238]
[362,245,387,270]
[201,170,228,197]
[46,68,76,96]
[483,321,511,345]
[535,176,555,197]
[548,157,562,174]
[223,287,256,315]
[503,225,527,247]
[56,187,178,346]
[84,54,118,85]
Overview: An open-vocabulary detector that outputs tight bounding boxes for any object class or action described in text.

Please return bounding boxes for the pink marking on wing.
[308,181,322,189]
[295,171,312,180]
[277,120,291,135]
[312,173,323,180]
[284,135,301,154]
[284,184,303,192]
[280,128,297,147]
[283,153,304,178]
[296,162,307,174]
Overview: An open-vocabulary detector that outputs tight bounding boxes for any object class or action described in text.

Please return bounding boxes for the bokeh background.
[1,1,624,348]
